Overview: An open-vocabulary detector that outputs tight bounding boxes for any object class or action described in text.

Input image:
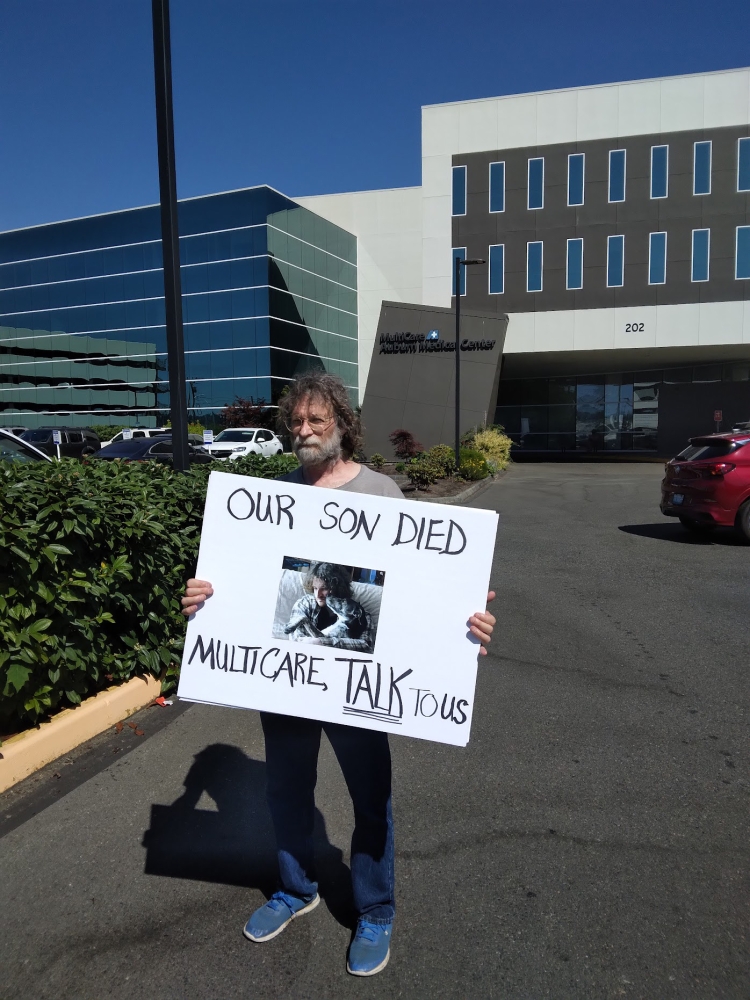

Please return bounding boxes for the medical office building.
[2,67,750,456]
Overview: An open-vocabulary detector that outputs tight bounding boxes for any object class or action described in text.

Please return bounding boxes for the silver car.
[204,428,284,461]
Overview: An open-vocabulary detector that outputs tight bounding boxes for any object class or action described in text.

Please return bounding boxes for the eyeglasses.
[285,415,335,434]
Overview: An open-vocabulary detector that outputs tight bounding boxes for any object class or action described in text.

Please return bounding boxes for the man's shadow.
[142,743,355,928]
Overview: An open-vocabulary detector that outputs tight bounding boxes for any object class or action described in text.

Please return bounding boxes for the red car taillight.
[701,462,735,478]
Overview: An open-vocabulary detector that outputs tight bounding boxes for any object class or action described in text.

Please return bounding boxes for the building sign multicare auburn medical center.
[360,300,508,458]
[378,331,497,355]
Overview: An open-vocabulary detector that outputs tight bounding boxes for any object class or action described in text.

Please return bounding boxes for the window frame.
[566,238,584,290]
[650,144,669,200]
[606,234,625,288]
[693,140,712,196]
[648,232,668,286]
[452,247,467,296]
[736,226,750,281]
[691,228,710,283]
[567,153,585,207]
[489,161,505,214]
[527,157,545,211]
[526,241,543,293]
[738,137,750,193]
[608,149,627,204]
[451,165,467,217]
[488,244,505,295]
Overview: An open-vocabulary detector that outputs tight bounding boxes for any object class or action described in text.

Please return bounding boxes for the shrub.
[405,456,441,490]
[469,426,513,472]
[224,452,299,478]
[0,451,298,733]
[389,428,423,460]
[427,444,456,477]
[394,462,406,474]
[458,447,491,481]
[369,453,386,470]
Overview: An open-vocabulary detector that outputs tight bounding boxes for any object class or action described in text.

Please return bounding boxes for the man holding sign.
[182,373,496,976]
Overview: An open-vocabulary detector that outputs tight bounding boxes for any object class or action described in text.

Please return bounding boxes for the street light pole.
[152,0,190,472]
[454,256,485,470]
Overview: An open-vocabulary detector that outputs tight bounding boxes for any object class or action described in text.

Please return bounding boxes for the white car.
[0,427,52,462]
[101,427,172,447]
[204,428,284,460]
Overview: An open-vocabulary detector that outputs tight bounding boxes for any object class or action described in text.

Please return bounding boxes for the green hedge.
[0,452,298,732]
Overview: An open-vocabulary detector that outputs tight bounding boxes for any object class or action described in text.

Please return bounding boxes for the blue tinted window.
[607,235,624,287]
[528,158,544,210]
[566,239,583,290]
[693,141,712,196]
[649,232,667,285]
[737,227,750,280]
[489,162,505,213]
[568,154,585,207]
[738,138,750,192]
[452,247,466,296]
[527,242,543,292]
[489,245,504,294]
[651,145,668,199]
[452,166,467,216]
[692,230,710,282]
[609,150,626,203]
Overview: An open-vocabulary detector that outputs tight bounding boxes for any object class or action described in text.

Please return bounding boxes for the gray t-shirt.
[277,463,404,498]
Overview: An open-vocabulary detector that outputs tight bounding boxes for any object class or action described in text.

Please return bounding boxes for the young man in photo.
[182,372,496,977]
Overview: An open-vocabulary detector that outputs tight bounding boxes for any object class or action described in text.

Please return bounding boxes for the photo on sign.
[271,556,386,654]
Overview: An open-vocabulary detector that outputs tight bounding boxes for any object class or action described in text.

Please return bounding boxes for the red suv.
[661,432,750,540]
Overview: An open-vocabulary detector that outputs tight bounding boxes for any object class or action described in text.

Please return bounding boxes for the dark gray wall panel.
[360,301,507,458]
[453,123,750,317]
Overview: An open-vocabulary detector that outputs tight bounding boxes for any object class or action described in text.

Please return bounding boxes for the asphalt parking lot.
[1,462,748,999]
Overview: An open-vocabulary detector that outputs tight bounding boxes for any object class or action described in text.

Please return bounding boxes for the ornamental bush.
[404,456,442,490]
[0,452,298,733]
[426,444,456,477]
[369,453,386,470]
[458,447,491,481]
[388,428,423,460]
[468,426,513,472]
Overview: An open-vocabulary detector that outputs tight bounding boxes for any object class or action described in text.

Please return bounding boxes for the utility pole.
[152,0,189,471]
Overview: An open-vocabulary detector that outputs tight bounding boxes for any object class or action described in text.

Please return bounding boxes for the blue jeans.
[260,712,395,924]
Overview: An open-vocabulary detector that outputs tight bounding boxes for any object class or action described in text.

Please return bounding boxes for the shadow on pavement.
[618,523,745,546]
[142,743,355,928]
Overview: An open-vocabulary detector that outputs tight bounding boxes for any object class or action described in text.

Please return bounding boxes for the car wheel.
[734,500,750,543]
[678,515,716,534]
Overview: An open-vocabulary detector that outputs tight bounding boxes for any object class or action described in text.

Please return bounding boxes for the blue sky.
[2,0,748,232]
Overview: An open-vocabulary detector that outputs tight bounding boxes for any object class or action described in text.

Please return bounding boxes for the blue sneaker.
[243,891,320,942]
[346,918,392,976]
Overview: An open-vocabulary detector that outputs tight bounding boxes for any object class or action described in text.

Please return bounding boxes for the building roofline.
[422,65,750,111]
[294,185,421,199]
[0,183,293,237]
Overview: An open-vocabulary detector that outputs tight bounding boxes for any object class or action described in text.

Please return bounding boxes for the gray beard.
[293,425,343,466]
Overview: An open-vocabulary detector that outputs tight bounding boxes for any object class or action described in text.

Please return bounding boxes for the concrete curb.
[416,469,507,505]
[0,674,161,794]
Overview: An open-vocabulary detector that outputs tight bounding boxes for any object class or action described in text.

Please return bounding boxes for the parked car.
[100,426,171,447]
[21,426,100,458]
[5,426,28,437]
[661,432,750,540]
[0,428,53,463]
[91,434,212,465]
[203,427,284,461]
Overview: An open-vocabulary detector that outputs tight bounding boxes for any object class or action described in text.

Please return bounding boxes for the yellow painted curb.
[0,674,162,794]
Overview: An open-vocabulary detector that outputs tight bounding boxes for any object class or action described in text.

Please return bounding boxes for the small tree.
[220,397,276,430]
[389,428,423,459]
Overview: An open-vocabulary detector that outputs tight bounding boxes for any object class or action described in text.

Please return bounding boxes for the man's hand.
[469,590,496,656]
[181,578,213,617]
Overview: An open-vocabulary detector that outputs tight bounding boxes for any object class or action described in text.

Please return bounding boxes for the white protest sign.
[177,470,498,746]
